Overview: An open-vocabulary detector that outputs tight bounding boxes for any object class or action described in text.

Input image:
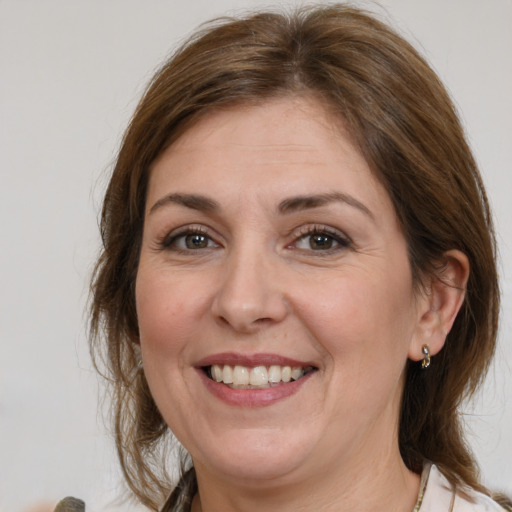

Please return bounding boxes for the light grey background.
[1,1,511,511]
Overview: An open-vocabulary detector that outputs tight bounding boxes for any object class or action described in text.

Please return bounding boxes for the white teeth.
[212,365,223,382]
[249,366,268,386]
[208,363,312,388]
[268,365,281,383]
[291,367,304,380]
[233,365,250,386]
[222,364,233,384]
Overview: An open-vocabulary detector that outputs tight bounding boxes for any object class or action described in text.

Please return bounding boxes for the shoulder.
[419,464,506,512]
[453,486,508,512]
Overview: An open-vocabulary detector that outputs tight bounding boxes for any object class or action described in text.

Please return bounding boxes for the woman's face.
[136,97,427,487]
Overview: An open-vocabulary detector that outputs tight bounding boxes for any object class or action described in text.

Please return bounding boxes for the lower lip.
[197,369,315,407]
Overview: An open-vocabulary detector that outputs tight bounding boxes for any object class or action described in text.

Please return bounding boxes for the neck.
[191,447,420,512]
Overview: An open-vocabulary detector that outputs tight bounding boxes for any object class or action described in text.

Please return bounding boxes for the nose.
[210,247,288,332]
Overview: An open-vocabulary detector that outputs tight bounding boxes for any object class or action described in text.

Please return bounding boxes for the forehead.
[147,96,393,220]
[156,97,352,161]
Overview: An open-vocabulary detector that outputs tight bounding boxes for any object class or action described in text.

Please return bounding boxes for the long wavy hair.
[90,4,503,510]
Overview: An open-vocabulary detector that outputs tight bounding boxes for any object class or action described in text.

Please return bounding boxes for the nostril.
[255,317,272,324]
[215,314,274,333]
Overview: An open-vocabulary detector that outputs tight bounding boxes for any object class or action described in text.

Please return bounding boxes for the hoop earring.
[421,345,431,369]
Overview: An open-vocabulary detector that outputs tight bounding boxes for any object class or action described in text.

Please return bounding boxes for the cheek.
[135,270,205,423]
[136,269,199,357]
[291,267,416,372]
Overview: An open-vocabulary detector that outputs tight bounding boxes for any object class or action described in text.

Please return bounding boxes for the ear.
[408,250,470,362]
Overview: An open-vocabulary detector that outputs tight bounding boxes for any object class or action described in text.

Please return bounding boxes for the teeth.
[233,365,249,386]
[268,365,281,383]
[281,366,292,383]
[249,366,268,386]
[208,364,312,388]
[222,364,233,384]
[291,367,304,380]
[212,365,223,382]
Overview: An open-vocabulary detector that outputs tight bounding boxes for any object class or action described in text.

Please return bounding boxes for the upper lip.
[195,352,317,368]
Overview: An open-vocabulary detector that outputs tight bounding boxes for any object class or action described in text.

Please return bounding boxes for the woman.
[88,4,510,511]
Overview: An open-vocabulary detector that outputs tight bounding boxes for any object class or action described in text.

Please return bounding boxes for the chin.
[189,426,319,485]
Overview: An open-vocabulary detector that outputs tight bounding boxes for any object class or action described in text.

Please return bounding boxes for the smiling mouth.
[204,364,317,389]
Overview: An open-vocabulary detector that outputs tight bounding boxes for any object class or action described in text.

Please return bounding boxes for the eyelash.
[157,224,351,254]
[291,225,352,254]
[159,226,218,252]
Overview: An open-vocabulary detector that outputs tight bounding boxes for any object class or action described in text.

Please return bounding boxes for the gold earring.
[421,345,431,369]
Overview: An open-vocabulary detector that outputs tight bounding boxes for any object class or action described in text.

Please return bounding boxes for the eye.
[161,227,219,251]
[181,233,211,249]
[305,233,336,250]
[293,227,351,253]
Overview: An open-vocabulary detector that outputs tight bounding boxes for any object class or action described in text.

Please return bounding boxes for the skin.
[136,96,468,512]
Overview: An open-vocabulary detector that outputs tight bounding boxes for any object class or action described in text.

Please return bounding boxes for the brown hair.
[90,4,501,510]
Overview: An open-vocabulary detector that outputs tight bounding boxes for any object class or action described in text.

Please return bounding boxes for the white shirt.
[416,463,506,512]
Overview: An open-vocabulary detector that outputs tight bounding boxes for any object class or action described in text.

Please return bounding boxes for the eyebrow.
[149,191,374,219]
[278,192,374,219]
[149,193,219,214]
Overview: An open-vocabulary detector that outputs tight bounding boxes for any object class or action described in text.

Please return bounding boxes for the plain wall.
[1,1,511,510]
